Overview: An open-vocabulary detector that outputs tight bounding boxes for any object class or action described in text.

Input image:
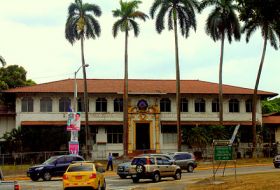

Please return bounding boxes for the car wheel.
[187,164,194,173]
[274,163,279,168]
[136,164,145,174]
[132,177,139,183]
[153,172,160,183]
[42,172,52,181]
[30,176,39,181]
[119,174,127,179]
[101,179,106,190]
[173,170,181,180]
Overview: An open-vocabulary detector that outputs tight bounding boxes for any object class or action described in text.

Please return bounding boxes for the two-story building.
[2,79,278,159]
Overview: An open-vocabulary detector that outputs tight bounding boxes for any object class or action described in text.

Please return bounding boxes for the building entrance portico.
[136,123,150,150]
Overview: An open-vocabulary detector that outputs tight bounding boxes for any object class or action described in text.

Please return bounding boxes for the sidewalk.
[3,162,272,181]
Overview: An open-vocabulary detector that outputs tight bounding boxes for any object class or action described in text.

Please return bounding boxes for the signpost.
[212,124,240,182]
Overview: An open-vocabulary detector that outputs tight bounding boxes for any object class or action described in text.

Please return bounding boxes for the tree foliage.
[0,65,36,91]
[262,98,280,114]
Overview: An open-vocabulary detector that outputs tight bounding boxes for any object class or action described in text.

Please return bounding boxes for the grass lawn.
[188,172,280,190]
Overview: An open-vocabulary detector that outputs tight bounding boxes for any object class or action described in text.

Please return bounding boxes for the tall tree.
[200,0,241,125]
[65,0,101,159]
[112,0,148,156]
[150,0,199,151]
[0,56,6,67]
[238,0,280,152]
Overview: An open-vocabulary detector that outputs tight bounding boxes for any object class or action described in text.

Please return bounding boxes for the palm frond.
[130,11,149,21]
[68,3,79,16]
[65,15,80,44]
[167,8,173,30]
[155,6,169,33]
[112,19,124,38]
[129,19,140,37]
[83,3,102,17]
[85,14,101,38]
[0,56,6,67]
[268,28,278,50]
[150,0,162,19]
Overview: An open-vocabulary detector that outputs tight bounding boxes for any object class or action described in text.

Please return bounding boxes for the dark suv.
[129,155,181,183]
[27,154,84,181]
[168,152,197,172]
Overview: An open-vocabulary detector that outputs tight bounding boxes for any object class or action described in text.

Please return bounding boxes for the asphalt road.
[18,165,280,190]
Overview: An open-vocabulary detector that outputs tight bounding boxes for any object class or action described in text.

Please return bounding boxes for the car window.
[174,154,183,160]
[65,156,74,163]
[131,158,147,165]
[56,157,66,164]
[43,156,59,165]
[67,165,92,172]
[156,157,163,165]
[74,156,84,161]
[162,158,170,165]
[185,154,191,159]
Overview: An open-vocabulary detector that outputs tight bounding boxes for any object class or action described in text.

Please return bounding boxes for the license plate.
[75,176,82,179]
[132,175,137,177]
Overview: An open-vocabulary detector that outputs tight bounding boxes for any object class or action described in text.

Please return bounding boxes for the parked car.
[0,167,20,190]
[273,154,280,168]
[117,161,131,179]
[63,161,106,190]
[27,154,84,181]
[129,155,181,183]
[168,152,197,172]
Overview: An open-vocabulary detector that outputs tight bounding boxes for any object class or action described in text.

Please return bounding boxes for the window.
[40,97,52,112]
[96,98,107,112]
[114,98,123,112]
[107,126,123,143]
[229,99,240,112]
[161,125,177,144]
[195,98,205,112]
[160,98,171,112]
[21,97,33,112]
[181,98,188,112]
[246,99,252,112]
[77,98,89,112]
[212,98,219,112]
[59,97,71,112]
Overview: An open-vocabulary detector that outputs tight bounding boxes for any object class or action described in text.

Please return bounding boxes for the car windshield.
[43,156,59,165]
[67,165,93,172]
[131,158,147,165]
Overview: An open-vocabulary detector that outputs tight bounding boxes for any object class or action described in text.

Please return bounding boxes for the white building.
[2,79,277,159]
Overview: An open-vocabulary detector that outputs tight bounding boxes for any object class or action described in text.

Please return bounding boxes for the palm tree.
[200,0,241,125]
[65,0,101,159]
[239,0,280,153]
[0,56,6,67]
[112,0,148,156]
[150,0,199,151]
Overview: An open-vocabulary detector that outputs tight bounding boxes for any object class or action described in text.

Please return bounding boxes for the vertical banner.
[67,112,81,131]
[69,141,79,155]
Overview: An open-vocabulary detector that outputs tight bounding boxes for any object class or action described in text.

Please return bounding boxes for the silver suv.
[129,155,181,183]
[168,152,197,172]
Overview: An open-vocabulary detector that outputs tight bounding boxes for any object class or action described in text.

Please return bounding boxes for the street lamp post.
[74,64,89,112]
[73,64,89,157]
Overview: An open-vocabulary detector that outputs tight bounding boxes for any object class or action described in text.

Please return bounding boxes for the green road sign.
[214,146,233,160]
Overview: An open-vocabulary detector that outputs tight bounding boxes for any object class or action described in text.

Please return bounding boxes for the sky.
[0,0,279,97]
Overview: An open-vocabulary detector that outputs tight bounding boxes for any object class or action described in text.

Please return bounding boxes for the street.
[18,165,280,190]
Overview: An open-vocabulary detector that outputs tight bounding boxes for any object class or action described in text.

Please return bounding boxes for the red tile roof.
[3,79,278,97]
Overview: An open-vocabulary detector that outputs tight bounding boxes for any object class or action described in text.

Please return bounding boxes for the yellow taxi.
[62,162,106,190]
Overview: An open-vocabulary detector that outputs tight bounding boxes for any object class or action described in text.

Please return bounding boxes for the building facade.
[2,79,277,159]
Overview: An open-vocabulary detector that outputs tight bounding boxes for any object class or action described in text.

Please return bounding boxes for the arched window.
[21,97,33,112]
[212,98,219,112]
[59,97,71,112]
[160,98,171,112]
[229,99,240,112]
[246,99,252,112]
[180,98,188,112]
[114,98,123,112]
[195,98,205,112]
[40,97,52,112]
[77,98,89,112]
[96,98,107,112]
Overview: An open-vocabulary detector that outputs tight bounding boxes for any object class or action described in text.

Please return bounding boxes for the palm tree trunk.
[81,36,90,159]
[123,29,129,156]
[173,10,181,152]
[252,33,267,156]
[219,33,225,125]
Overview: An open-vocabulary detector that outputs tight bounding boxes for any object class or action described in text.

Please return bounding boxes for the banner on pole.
[67,112,81,131]
[69,141,79,155]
